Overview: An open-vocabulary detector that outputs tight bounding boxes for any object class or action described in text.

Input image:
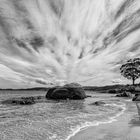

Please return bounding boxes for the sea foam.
[66,103,126,140]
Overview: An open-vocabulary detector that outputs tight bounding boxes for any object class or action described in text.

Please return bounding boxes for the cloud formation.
[0,0,140,88]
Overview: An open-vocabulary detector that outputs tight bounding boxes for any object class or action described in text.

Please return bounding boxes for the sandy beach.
[70,100,140,140]
[0,90,140,140]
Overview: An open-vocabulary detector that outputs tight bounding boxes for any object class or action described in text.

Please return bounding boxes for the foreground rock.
[132,94,140,101]
[90,101,106,106]
[86,95,92,98]
[46,83,86,100]
[116,91,132,97]
[2,96,44,105]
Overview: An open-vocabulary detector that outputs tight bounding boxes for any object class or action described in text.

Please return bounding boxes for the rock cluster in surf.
[1,96,44,105]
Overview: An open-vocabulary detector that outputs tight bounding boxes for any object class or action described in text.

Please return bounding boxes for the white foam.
[66,103,126,140]
[125,99,132,102]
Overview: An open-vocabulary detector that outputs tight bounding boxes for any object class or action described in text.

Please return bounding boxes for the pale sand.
[70,101,140,140]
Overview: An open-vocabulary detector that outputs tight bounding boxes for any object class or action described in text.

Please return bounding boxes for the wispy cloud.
[0,0,140,88]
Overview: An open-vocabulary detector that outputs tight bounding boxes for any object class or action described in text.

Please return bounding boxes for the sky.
[0,0,140,88]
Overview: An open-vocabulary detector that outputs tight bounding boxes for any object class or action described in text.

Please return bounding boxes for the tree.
[120,58,140,85]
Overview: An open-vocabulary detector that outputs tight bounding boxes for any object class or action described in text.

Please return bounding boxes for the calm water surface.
[0,90,126,140]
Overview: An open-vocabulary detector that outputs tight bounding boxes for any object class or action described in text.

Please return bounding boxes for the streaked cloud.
[0,0,140,88]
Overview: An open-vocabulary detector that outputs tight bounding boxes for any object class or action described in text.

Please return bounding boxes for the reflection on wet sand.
[129,102,140,126]
[135,102,140,117]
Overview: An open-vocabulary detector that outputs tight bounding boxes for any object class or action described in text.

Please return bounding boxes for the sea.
[0,90,126,140]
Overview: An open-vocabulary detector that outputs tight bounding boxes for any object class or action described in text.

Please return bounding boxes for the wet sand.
[70,101,140,140]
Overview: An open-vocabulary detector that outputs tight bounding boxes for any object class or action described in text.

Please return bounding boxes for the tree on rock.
[120,58,140,85]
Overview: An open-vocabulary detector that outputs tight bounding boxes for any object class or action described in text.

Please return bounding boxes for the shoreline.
[69,101,140,140]
[67,102,126,140]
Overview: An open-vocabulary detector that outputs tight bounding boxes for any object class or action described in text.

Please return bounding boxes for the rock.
[46,83,86,100]
[132,94,140,101]
[49,88,70,100]
[108,89,117,94]
[126,86,135,93]
[116,91,131,97]
[90,101,106,106]
[86,95,92,98]
[117,88,126,93]
[2,98,35,105]
[1,96,44,105]
[46,88,57,99]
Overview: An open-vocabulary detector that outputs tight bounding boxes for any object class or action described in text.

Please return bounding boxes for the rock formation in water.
[132,93,140,101]
[1,96,44,105]
[116,91,132,97]
[90,101,106,106]
[46,83,86,100]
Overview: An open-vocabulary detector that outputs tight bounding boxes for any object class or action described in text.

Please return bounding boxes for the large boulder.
[46,83,86,100]
[132,94,140,101]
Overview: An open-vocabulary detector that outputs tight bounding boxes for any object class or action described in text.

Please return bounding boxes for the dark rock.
[132,94,140,101]
[49,88,70,100]
[117,88,126,93]
[46,83,86,100]
[46,87,57,99]
[1,96,44,105]
[2,98,35,105]
[36,96,42,99]
[126,86,135,93]
[86,95,92,98]
[131,88,140,94]
[116,91,132,97]
[108,89,117,94]
[90,101,106,106]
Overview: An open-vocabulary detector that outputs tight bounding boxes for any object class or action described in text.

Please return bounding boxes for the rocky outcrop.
[132,94,140,101]
[46,83,86,100]
[116,91,132,97]
[2,96,44,105]
[108,88,126,94]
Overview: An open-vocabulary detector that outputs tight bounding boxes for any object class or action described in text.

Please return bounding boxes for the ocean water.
[0,90,126,140]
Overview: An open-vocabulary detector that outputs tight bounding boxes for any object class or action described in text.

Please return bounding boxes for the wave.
[66,103,126,140]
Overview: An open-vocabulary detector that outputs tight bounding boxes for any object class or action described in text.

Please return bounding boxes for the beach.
[0,90,140,140]
[70,100,140,140]
[0,0,140,139]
